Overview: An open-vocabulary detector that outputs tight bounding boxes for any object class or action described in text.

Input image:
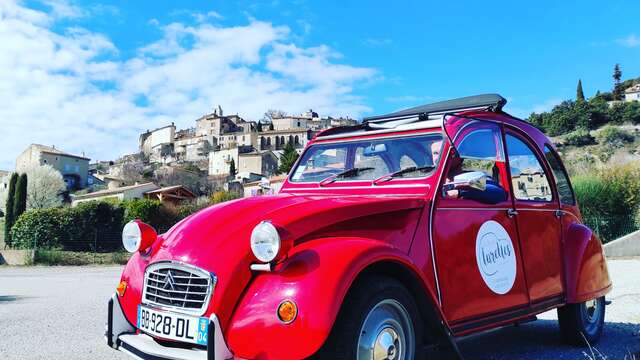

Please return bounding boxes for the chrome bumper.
[105,294,233,360]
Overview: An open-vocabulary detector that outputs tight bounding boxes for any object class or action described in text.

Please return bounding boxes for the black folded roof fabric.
[364,93,507,122]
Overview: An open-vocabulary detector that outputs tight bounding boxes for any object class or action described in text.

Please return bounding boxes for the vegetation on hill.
[524,67,640,241]
[527,69,640,136]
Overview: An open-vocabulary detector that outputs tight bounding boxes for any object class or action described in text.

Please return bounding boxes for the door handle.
[555,210,564,218]
[507,209,518,218]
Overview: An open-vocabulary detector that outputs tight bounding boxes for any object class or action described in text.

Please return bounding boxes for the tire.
[312,276,422,360]
[557,296,605,346]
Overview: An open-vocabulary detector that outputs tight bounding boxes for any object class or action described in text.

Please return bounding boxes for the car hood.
[146,193,425,325]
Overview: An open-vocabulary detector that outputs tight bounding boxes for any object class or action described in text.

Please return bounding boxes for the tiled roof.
[31,144,90,160]
[72,182,158,200]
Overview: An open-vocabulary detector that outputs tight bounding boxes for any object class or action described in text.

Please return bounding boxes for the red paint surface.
[115,110,611,358]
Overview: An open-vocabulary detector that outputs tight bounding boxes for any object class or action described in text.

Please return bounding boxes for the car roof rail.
[314,94,510,139]
[363,94,507,125]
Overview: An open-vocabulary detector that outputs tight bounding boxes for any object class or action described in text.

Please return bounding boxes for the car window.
[353,146,389,179]
[454,125,505,186]
[290,133,443,183]
[544,145,575,205]
[290,147,348,182]
[506,134,553,202]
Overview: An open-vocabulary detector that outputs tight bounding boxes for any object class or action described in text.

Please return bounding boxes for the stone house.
[258,128,310,151]
[238,151,278,178]
[16,144,90,190]
[625,84,640,102]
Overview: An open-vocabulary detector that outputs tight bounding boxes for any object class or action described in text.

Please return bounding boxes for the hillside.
[553,123,640,176]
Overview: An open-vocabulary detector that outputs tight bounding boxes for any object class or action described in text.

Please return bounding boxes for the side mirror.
[444,171,487,192]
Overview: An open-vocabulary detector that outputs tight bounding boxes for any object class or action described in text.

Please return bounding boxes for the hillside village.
[1,72,639,211]
[0,107,356,208]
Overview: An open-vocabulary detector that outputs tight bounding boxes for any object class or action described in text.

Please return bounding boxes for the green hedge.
[10,192,241,251]
[11,201,124,251]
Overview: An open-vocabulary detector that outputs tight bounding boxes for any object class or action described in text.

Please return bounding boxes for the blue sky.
[0,0,639,169]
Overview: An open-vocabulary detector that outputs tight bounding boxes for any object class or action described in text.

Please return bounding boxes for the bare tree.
[261,109,287,123]
[25,165,66,209]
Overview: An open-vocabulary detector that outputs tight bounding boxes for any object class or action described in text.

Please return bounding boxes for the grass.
[34,249,130,265]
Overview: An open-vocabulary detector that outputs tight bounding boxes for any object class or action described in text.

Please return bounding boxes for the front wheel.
[312,276,422,360]
[557,296,605,346]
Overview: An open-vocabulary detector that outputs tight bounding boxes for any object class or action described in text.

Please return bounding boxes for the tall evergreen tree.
[613,64,623,100]
[613,64,622,84]
[256,121,263,132]
[576,79,585,101]
[278,142,299,175]
[13,173,28,221]
[4,173,18,245]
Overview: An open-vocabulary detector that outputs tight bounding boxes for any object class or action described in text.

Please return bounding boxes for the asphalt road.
[0,259,638,360]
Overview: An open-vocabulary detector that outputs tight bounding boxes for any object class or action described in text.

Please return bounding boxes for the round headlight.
[122,220,157,253]
[250,221,281,263]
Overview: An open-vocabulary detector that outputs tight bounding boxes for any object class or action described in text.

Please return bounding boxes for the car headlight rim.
[122,219,157,254]
[250,221,281,263]
[122,220,142,253]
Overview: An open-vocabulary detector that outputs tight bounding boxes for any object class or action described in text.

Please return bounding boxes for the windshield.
[290,133,444,183]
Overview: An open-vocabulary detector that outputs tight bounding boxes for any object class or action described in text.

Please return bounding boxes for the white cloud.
[0,0,377,169]
[42,0,86,19]
[617,34,640,48]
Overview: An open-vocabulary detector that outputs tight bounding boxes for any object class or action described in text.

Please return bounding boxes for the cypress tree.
[4,173,18,245]
[613,64,623,100]
[229,158,236,176]
[576,79,585,101]
[13,173,28,221]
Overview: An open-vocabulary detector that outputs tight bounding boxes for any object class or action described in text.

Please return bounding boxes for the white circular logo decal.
[475,220,517,295]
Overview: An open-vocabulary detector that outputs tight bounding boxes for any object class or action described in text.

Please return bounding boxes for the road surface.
[0,260,638,359]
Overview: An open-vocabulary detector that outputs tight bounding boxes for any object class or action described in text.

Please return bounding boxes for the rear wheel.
[312,276,422,360]
[557,296,605,346]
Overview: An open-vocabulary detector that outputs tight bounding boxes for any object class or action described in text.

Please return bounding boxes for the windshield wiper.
[372,165,435,185]
[319,167,375,186]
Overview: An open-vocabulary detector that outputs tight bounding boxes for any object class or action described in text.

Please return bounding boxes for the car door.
[433,120,529,327]
[505,131,564,304]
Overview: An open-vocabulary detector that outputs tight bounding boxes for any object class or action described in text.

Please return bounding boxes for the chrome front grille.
[142,262,215,315]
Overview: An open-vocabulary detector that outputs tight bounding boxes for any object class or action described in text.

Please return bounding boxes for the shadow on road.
[0,295,27,303]
[458,319,640,359]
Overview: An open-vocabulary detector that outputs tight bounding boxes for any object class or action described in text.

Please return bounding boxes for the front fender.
[564,223,612,303]
[225,237,430,360]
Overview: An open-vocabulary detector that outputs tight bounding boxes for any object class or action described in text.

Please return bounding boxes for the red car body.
[106,94,611,359]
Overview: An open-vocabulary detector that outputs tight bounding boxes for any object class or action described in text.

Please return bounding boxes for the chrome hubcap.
[374,328,399,359]
[358,299,414,360]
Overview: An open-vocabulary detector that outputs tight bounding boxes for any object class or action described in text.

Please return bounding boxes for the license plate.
[137,305,208,346]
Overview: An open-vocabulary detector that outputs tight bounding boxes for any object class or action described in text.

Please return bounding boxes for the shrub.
[563,129,596,146]
[11,208,67,249]
[11,201,124,251]
[10,194,244,251]
[595,125,635,147]
[122,198,163,224]
[211,191,240,204]
[572,164,640,242]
